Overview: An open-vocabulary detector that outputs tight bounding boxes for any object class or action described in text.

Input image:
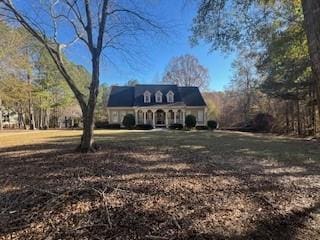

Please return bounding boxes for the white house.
[106,84,207,127]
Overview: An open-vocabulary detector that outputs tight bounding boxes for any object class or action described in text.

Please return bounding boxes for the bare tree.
[127,79,139,86]
[230,50,259,124]
[162,54,209,91]
[0,0,164,152]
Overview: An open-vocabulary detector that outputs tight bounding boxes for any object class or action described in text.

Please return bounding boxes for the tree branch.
[0,0,87,110]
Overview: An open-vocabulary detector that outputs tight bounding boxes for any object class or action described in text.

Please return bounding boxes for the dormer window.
[144,91,151,103]
[167,91,174,103]
[155,90,163,103]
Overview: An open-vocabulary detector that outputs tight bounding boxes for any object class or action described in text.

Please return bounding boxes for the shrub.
[252,113,274,132]
[196,125,209,130]
[106,123,121,129]
[228,121,256,132]
[122,114,135,129]
[135,124,153,130]
[95,121,109,129]
[207,120,218,130]
[169,123,183,130]
[185,115,196,129]
[95,121,122,129]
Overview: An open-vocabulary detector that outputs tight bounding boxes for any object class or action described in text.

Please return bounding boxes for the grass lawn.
[0,130,319,239]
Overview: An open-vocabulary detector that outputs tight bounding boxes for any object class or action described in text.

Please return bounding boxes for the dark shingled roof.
[107,84,206,107]
[107,86,134,107]
[178,86,207,106]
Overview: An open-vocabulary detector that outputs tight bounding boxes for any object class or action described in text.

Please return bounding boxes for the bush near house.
[222,121,255,132]
[207,120,218,130]
[135,124,153,130]
[196,125,209,130]
[95,121,109,129]
[95,122,122,129]
[185,115,196,129]
[169,123,184,130]
[252,113,274,132]
[122,114,136,129]
[106,123,121,129]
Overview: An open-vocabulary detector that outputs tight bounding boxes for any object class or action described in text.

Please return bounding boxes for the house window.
[112,111,118,123]
[155,91,162,103]
[167,91,174,103]
[138,110,144,124]
[144,91,151,103]
[3,113,9,122]
[197,110,203,122]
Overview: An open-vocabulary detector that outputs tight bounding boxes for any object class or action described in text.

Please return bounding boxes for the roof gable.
[166,90,174,96]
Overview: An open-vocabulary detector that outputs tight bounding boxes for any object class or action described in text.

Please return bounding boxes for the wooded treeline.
[0,21,106,130]
[197,0,319,136]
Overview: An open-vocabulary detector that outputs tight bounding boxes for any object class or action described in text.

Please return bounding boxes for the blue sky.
[15,0,235,91]
[65,1,235,91]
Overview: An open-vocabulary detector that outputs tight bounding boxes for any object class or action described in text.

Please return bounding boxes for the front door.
[156,110,165,125]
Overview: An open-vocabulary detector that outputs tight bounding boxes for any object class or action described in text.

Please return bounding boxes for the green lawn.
[0,130,319,239]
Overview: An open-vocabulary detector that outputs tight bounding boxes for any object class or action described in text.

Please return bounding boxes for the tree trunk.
[44,109,50,129]
[27,75,35,130]
[78,55,100,153]
[244,73,251,124]
[39,108,43,129]
[80,110,95,152]
[29,102,35,130]
[297,100,302,136]
[302,0,320,121]
[308,83,316,135]
[18,112,26,129]
[291,101,295,133]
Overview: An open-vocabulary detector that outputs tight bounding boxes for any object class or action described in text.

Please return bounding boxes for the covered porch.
[135,108,185,128]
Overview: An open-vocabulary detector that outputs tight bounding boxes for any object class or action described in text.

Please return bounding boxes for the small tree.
[207,120,217,130]
[122,114,135,129]
[185,115,196,129]
[162,54,209,91]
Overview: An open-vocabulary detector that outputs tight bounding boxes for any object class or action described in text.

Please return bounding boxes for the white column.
[152,110,156,127]
[165,110,168,127]
[173,110,177,124]
[143,110,147,124]
[182,110,185,126]
[135,109,138,124]
[204,108,207,124]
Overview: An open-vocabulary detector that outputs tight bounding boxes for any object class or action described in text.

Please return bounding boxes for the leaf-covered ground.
[0,130,319,239]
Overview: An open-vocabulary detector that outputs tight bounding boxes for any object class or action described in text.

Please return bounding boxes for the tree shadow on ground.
[0,130,319,239]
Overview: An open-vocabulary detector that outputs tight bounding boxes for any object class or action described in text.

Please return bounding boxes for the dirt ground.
[0,130,319,240]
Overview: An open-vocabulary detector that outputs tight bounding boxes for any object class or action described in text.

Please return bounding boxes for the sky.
[67,1,236,92]
[15,0,236,92]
